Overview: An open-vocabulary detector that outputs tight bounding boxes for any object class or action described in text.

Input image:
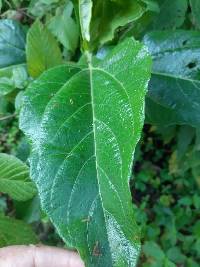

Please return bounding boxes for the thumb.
[0,245,84,267]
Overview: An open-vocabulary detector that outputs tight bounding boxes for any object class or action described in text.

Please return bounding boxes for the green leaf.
[79,0,93,42]
[26,20,62,78]
[28,0,60,17]
[143,241,165,261]
[15,195,41,223]
[0,215,38,247]
[190,0,200,29]
[92,0,145,48]
[151,0,187,30]
[143,30,200,127]
[0,77,13,96]
[0,19,26,68]
[75,0,145,50]
[177,126,195,159]
[166,247,186,264]
[0,64,28,96]
[0,153,37,201]
[48,2,79,53]
[20,38,151,266]
[141,0,159,12]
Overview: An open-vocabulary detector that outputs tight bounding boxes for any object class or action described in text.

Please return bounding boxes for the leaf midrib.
[88,56,114,264]
[36,61,132,263]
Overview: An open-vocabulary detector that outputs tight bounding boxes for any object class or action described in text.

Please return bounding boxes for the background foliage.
[0,0,200,266]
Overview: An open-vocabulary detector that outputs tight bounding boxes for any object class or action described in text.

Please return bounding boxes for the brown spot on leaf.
[93,241,101,257]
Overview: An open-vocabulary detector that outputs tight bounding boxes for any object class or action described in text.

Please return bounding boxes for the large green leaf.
[75,0,145,50]
[0,153,37,201]
[26,20,63,78]
[0,19,26,68]
[143,30,200,127]
[20,38,151,266]
[0,215,38,247]
[190,0,200,29]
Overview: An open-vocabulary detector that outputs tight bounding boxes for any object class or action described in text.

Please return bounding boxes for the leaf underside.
[20,38,151,267]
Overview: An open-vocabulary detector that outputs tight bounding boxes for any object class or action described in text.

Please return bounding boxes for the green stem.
[0,114,16,121]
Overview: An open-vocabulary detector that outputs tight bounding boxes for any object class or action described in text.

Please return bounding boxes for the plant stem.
[0,114,16,121]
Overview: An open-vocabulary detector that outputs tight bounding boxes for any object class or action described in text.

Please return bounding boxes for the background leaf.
[28,0,60,17]
[0,19,26,68]
[190,0,200,29]
[20,38,151,267]
[150,0,188,30]
[0,153,37,201]
[26,20,62,78]
[143,30,200,127]
[0,64,28,96]
[0,215,38,247]
[48,2,79,53]
[73,0,145,50]
[90,0,145,49]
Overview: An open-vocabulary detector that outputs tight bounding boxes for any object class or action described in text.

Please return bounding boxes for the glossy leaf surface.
[0,19,26,68]
[143,30,200,127]
[0,215,38,247]
[0,153,37,201]
[26,20,62,78]
[20,38,151,266]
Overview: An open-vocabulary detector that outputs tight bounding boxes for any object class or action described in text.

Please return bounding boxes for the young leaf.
[48,2,79,53]
[26,20,62,78]
[0,64,28,96]
[0,19,26,68]
[143,30,200,127]
[0,153,37,201]
[79,0,93,42]
[0,215,38,247]
[190,0,200,29]
[20,38,151,266]
[73,0,145,50]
